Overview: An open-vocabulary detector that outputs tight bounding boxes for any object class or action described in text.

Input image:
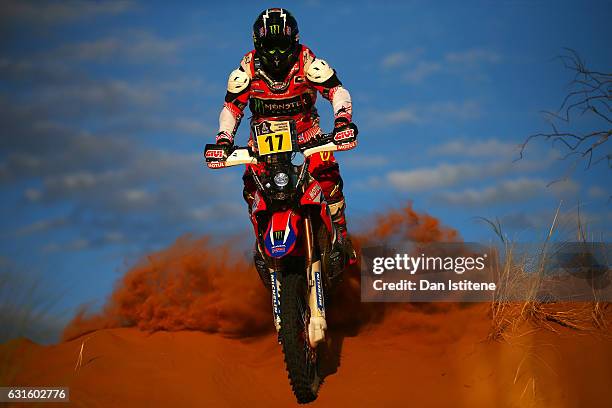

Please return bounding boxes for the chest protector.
[247,47,319,134]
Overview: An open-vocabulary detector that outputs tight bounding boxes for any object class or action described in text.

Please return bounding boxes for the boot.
[329,199,357,265]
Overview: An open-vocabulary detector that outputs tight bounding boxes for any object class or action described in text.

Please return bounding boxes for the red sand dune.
[3,305,612,407]
[2,203,611,407]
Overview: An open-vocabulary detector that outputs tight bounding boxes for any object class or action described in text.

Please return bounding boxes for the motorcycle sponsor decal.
[315,271,325,312]
[251,190,267,215]
[308,183,322,200]
[207,161,226,169]
[300,182,325,206]
[249,93,314,117]
[271,245,286,254]
[252,191,260,214]
[205,149,225,159]
[259,121,272,134]
[336,140,357,151]
[264,210,298,258]
[271,270,281,322]
[319,151,332,161]
[333,128,355,142]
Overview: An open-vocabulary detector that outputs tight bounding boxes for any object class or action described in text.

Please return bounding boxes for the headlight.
[273,172,289,187]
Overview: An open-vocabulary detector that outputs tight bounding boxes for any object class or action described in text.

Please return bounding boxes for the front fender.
[263,209,301,258]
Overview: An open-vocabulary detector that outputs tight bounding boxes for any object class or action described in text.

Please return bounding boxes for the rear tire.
[279,271,320,404]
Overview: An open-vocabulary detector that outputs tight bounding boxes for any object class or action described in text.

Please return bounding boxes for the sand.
[3,303,611,407]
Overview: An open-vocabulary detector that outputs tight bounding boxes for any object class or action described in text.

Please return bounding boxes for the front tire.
[279,271,320,404]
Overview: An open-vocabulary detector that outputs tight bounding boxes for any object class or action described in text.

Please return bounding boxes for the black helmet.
[253,8,300,79]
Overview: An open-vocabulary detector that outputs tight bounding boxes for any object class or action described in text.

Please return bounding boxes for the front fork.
[303,214,327,348]
[267,214,327,348]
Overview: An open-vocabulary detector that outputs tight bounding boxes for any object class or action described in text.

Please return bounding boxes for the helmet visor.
[259,35,293,54]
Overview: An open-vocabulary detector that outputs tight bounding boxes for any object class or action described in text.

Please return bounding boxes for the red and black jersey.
[220,45,349,145]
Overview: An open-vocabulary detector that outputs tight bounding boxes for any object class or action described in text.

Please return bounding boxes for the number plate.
[253,120,293,156]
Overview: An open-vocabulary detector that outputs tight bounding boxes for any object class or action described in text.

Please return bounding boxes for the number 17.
[265,134,283,150]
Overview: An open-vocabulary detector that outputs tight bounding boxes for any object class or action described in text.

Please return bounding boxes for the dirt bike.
[204,119,357,403]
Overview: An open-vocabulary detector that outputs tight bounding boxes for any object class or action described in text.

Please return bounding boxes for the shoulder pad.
[240,52,254,76]
[302,46,315,70]
[227,68,250,93]
[306,58,335,83]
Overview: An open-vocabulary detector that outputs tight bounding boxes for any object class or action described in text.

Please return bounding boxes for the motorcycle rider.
[214,8,357,257]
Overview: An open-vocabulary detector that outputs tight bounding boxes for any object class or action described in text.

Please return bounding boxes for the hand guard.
[332,118,358,143]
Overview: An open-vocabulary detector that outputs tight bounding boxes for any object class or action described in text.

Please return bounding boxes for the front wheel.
[280,271,320,404]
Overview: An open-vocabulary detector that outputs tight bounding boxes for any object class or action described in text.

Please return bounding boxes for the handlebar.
[205,131,357,169]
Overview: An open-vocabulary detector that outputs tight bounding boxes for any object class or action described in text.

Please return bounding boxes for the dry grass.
[0,267,63,385]
[486,202,611,341]
[74,335,95,371]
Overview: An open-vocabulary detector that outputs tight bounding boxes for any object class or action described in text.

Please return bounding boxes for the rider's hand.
[333,117,358,139]
[215,131,234,146]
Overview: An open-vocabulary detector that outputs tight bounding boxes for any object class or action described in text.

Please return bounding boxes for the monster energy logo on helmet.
[254,8,298,39]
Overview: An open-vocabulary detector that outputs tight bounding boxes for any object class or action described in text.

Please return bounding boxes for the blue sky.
[1,0,610,339]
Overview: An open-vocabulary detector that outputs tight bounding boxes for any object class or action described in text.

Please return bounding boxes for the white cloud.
[380,47,501,83]
[190,202,243,222]
[12,217,68,237]
[381,52,409,68]
[341,154,388,168]
[43,238,90,253]
[436,178,546,206]
[429,139,519,158]
[31,80,163,118]
[427,100,481,121]
[445,49,501,65]
[588,185,608,199]
[1,0,133,24]
[1,107,244,247]
[381,49,423,69]
[435,178,580,206]
[402,61,442,83]
[366,100,481,129]
[388,163,483,191]
[49,171,99,191]
[53,31,184,63]
[384,153,556,192]
[123,189,150,204]
[371,107,421,126]
[502,208,608,234]
[24,188,42,202]
[549,179,580,196]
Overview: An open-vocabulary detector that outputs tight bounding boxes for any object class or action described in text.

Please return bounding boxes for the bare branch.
[520,49,611,178]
